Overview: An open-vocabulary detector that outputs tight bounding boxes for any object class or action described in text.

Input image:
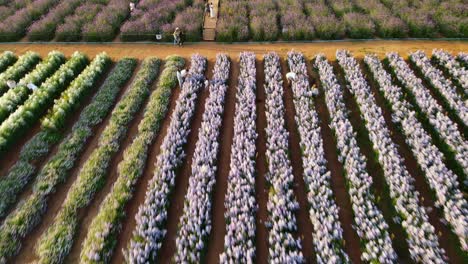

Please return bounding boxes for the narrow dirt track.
[64,62,164,263]
[3,40,467,61]
[308,59,363,264]
[157,59,212,262]
[204,57,238,263]
[360,61,466,263]
[279,58,316,263]
[110,73,184,264]
[0,63,115,222]
[12,62,140,263]
[254,58,268,264]
[332,62,411,262]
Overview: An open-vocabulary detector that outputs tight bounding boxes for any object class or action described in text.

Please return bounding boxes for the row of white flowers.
[0,51,65,124]
[432,49,468,94]
[127,54,207,264]
[314,54,397,263]
[409,50,467,125]
[0,52,88,152]
[337,50,445,263]
[175,54,230,262]
[365,54,468,252]
[387,52,468,176]
[219,52,258,263]
[263,52,303,263]
[287,51,349,263]
[457,52,468,67]
[0,51,40,95]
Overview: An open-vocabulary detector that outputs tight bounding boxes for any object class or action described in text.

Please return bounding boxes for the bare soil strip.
[332,61,412,262]
[204,57,239,263]
[360,60,467,263]
[12,62,141,263]
[3,41,467,61]
[307,60,363,264]
[254,58,268,264]
[64,62,164,263]
[157,59,213,262]
[279,58,317,263]
[0,63,115,222]
[110,77,183,264]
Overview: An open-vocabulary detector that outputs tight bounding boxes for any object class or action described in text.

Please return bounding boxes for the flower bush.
[432,49,468,96]
[126,54,207,263]
[219,52,257,263]
[216,1,249,42]
[337,50,446,263]
[387,52,468,178]
[366,53,468,252]
[0,52,88,152]
[0,51,41,96]
[0,51,17,73]
[82,0,130,42]
[315,54,397,263]
[35,57,161,264]
[304,0,345,39]
[0,50,65,124]
[0,58,137,263]
[175,53,229,262]
[80,55,184,264]
[55,3,103,42]
[287,51,349,263]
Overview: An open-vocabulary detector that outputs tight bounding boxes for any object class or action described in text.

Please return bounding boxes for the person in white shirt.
[177,69,188,88]
[129,2,135,12]
[286,71,297,84]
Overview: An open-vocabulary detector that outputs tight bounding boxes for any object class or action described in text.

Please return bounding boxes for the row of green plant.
[0,52,109,218]
[0,51,17,73]
[35,57,161,264]
[81,55,184,264]
[0,58,138,262]
[0,52,88,153]
[0,51,65,124]
[0,51,41,95]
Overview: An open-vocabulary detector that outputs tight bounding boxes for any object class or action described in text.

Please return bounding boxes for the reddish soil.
[279,58,316,263]
[308,60,363,264]
[361,61,467,263]
[332,61,412,262]
[254,58,269,264]
[12,62,141,263]
[64,63,164,263]
[204,57,238,263]
[157,59,212,262]
[110,77,183,263]
[0,63,115,221]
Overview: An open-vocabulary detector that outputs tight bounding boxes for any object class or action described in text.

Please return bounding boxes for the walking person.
[209,2,215,18]
[205,2,210,15]
[177,68,188,88]
[173,27,181,46]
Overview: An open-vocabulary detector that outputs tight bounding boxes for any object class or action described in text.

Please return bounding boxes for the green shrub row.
[0,51,41,96]
[0,58,138,262]
[0,52,88,153]
[35,57,161,264]
[0,51,66,124]
[0,51,17,73]
[80,55,184,264]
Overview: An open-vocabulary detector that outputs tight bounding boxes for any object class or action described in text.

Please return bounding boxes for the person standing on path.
[209,2,215,18]
[173,27,181,46]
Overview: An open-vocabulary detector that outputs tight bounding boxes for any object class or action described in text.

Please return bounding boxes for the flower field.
[0,46,466,264]
[0,0,466,42]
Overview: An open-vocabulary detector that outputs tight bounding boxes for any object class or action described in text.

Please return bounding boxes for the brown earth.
[204,57,238,263]
[12,62,140,263]
[1,40,467,62]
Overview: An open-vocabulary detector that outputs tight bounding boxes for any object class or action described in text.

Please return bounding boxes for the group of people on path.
[205,1,215,18]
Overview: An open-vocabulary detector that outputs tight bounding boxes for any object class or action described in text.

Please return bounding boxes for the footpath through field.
[203,0,219,41]
[2,40,467,60]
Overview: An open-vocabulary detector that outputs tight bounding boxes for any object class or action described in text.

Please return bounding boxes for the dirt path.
[157,60,212,262]
[360,60,467,263]
[204,57,238,263]
[110,81,183,264]
[253,58,269,264]
[308,60,363,264]
[13,62,141,263]
[0,63,115,222]
[279,58,316,263]
[64,62,163,263]
[2,40,467,61]
[332,62,411,262]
